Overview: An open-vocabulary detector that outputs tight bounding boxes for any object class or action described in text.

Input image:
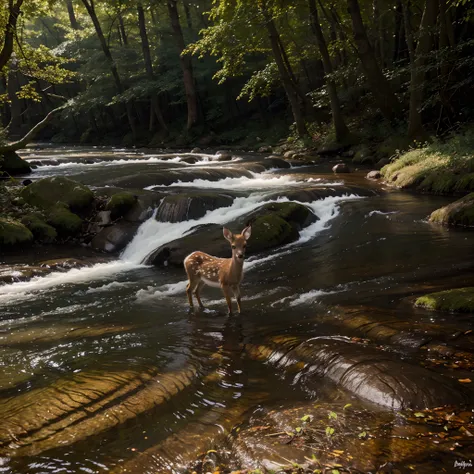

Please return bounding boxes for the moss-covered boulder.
[105,192,137,220]
[46,205,83,236]
[20,176,94,212]
[0,218,33,246]
[429,193,474,227]
[416,288,474,313]
[21,213,57,243]
[0,151,31,176]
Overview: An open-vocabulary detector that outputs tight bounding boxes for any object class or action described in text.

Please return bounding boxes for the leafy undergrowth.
[416,287,474,312]
[381,128,474,194]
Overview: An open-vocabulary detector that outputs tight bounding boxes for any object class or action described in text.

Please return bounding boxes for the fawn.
[184,226,252,314]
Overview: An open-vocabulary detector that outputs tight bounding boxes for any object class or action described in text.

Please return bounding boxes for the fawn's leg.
[194,281,205,309]
[232,285,242,314]
[221,285,233,314]
[186,278,201,308]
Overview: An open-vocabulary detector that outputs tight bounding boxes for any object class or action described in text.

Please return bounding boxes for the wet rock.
[247,337,470,409]
[22,179,32,186]
[276,185,375,203]
[155,192,233,222]
[0,218,33,247]
[105,192,137,220]
[416,287,474,313]
[47,205,83,236]
[257,145,272,153]
[429,193,474,227]
[0,265,50,283]
[215,150,233,161]
[20,213,57,243]
[283,150,296,159]
[341,149,355,158]
[332,163,351,173]
[262,157,291,169]
[376,157,391,168]
[148,202,315,266]
[181,156,199,164]
[190,147,202,153]
[366,170,382,180]
[96,210,112,226]
[91,221,139,253]
[20,176,94,212]
[352,146,373,164]
[0,151,31,176]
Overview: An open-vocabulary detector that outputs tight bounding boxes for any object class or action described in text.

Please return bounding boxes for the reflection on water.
[1,145,473,472]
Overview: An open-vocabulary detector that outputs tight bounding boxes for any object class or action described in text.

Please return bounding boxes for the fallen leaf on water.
[458,378,472,383]
[414,412,425,418]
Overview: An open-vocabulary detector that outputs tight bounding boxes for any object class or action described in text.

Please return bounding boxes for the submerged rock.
[91,221,139,253]
[332,163,351,173]
[0,218,33,247]
[416,287,474,313]
[429,193,474,227]
[0,151,31,176]
[20,176,94,212]
[155,192,233,222]
[262,157,291,169]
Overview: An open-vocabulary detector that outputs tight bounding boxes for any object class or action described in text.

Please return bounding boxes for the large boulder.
[21,213,57,243]
[20,176,94,212]
[147,202,316,266]
[0,217,33,247]
[416,287,474,313]
[105,192,137,220]
[91,222,139,253]
[261,157,291,169]
[429,193,474,227]
[155,192,233,223]
[47,205,83,236]
[0,151,31,176]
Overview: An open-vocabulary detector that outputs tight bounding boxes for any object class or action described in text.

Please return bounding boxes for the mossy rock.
[106,192,137,220]
[0,151,31,176]
[429,193,474,227]
[46,205,83,236]
[416,288,474,313]
[248,214,296,253]
[20,176,94,212]
[254,202,314,228]
[0,217,33,246]
[21,213,57,243]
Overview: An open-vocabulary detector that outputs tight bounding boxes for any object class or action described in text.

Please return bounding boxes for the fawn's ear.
[242,225,252,240]
[223,227,233,242]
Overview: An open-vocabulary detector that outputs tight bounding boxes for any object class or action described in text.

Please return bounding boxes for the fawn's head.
[223,226,252,260]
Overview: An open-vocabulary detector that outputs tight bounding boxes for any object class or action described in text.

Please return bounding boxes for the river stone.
[21,213,57,243]
[105,192,137,220]
[332,163,351,173]
[228,400,467,473]
[367,170,382,180]
[215,150,232,161]
[0,151,31,176]
[20,176,94,212]
[91,222,139,253]
[248,337,470,409]
[0,217,33,246]
[181,156,199,164]
[258,145,272,153]
[155,192,233,222]
[429,193,474,227]
[147,202,315,266]
[262,157,291,169]
[190,147,202,153]
[283,150,296,158]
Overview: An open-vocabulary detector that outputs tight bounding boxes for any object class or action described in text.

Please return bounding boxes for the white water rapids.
[0,172,361,306]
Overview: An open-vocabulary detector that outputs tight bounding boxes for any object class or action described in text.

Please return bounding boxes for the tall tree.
[346,0,401,121]
[0,0,24,71]
[137,2,168,133]
[65,0,80,30]
[308,0,349,142]
[407,0,439,138]
[80,0,136,137]
[167,0,199,130]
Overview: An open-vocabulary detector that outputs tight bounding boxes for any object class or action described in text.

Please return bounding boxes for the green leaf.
[326,426,335,437]
[332,470,340,474]
[295,426,302,433]
[301,414,312,422]
[358,431,367,438]
[343,403,352,410]
[328,411,338,420]
[414,412,425,418]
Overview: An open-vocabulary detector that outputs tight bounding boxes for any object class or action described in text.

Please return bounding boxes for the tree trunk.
[261,8,307,136]
[0,0,24,71]
[81,0,136,137]
[407,0,439,139]
[347,0,401,121]
[65,0,80,30]
[183,0,193,29]
[137,3,168,133]
[118,12,128,46]
[402,0,415,65]
[167,0,199,130]
[308,0,350,142]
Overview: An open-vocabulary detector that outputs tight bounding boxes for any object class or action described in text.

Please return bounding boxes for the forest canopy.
[1,0,474,149]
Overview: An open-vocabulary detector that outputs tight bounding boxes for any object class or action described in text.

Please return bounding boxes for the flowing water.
[1,145,474,473]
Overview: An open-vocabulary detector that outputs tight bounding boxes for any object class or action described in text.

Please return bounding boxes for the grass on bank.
[416,288,474,313]
[381,128,474,194]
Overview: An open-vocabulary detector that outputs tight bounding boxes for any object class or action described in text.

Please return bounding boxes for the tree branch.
[0,105,67,153]
[0,0,24,71]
